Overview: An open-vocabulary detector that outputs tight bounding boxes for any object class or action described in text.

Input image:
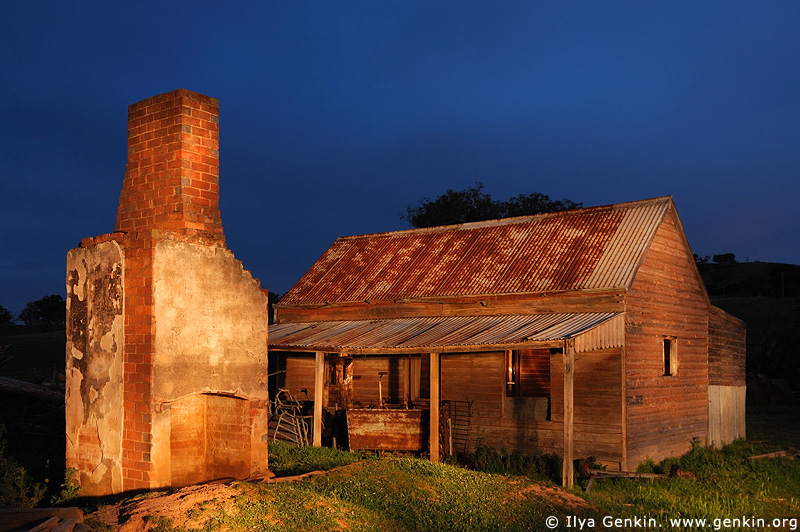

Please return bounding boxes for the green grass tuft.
[471,439,562,484]
[584,439,800,529]
[268,441,368,477]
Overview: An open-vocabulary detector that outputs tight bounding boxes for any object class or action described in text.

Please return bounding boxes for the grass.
[583,439,800,530]
[746,398,800,450]
[110,439,800,532]
[268,440,367,477]
[0,327,66,381]
[154,457,595,532]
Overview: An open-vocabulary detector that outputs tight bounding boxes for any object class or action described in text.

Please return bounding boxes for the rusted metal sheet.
[347,408,428,451]
[269,312,620,352]
[574,314,625,353]
[280,197,670,306]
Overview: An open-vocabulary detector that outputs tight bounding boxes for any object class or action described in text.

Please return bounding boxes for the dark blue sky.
[2,1,799,316]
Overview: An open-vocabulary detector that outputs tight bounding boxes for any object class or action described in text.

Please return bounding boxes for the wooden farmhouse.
[268,196,746,485]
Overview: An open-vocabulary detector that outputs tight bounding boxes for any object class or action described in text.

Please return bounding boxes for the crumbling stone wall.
[65,239,125,495]
[148,235,269,486]
[66,89,269,496]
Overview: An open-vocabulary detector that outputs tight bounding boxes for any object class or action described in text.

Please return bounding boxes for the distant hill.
[697,261,800,298]
[698,261,800,394]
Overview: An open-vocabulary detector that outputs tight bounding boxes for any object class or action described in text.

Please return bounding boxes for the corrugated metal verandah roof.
[269,312,620,354]
[279,196,671,306]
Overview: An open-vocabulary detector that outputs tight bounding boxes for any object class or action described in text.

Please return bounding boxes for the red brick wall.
[121,234,155,490]
[169,395,207,487]
[169,394,251,486]
[116,88,223,245]
[206,395,250,480]
[115,89,224,491]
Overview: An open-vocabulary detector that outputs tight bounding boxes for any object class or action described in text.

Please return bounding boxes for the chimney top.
[115,89,224,245]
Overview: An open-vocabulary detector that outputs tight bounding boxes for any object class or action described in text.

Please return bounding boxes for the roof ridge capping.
[337,195,674,242]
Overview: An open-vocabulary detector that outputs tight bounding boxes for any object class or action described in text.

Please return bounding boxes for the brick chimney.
[116,89,224,244]
[66,90,270,496]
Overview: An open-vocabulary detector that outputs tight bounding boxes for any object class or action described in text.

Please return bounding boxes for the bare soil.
[86,466,361,531]
[89,483,240,531]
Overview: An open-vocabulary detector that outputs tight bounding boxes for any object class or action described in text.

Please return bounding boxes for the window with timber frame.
[505,348,551,421]
[662,336,678,376]
[506,348,551,398]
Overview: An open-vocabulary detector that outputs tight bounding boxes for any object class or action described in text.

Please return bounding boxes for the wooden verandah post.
[313,351,324,447]
[429,352,440,462]
[562,339,575,488]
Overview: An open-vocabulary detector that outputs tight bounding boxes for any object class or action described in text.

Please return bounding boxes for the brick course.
[116,89,224,246]
[69,89,269,495]
[114,89,227,491]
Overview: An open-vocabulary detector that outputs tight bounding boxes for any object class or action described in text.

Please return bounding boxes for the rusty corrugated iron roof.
[280,197,671,306]
[269,312,620,353]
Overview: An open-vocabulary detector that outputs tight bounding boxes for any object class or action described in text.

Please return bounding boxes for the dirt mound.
[89,483,239,531]
[88,463,592,530]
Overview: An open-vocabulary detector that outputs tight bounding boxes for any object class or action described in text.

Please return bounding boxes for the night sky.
[2,1,799,317]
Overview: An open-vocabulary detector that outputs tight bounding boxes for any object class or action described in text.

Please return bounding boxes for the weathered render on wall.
[66,89,270,496]
[65,240,125,496]
[152,237,268,399]
[150,236,270,486]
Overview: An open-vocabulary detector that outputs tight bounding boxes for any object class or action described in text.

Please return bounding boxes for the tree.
[0,306,12,328]
[267,291,283,325]
[713,253,737,264]
[403,182,582,228]
[17,295,65,329]
[503,191,582,218]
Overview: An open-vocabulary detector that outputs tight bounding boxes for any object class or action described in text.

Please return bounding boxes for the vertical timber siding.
[625,211,709,467]
[436,350,623,465]
[574,348,624,467]
[352,356,408,406]
[708,307,746,445]
[708,385,746,445]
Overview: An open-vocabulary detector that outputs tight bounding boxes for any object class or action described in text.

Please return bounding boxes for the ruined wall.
[66,89,270,495]
[149,236,269,484]
[65,239,125,496]
[152,237,268,399]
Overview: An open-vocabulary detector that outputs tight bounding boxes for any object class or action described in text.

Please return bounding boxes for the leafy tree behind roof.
[403,182,582,229]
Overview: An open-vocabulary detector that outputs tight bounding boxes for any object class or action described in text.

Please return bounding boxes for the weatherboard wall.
[708,306,746,387]
[624,209,710,467]
[436,348,624,467]
[707,306,746,445]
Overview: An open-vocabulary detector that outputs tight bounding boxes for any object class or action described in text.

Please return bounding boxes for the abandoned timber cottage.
[65,89,745,495]
[269,196,747,487]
